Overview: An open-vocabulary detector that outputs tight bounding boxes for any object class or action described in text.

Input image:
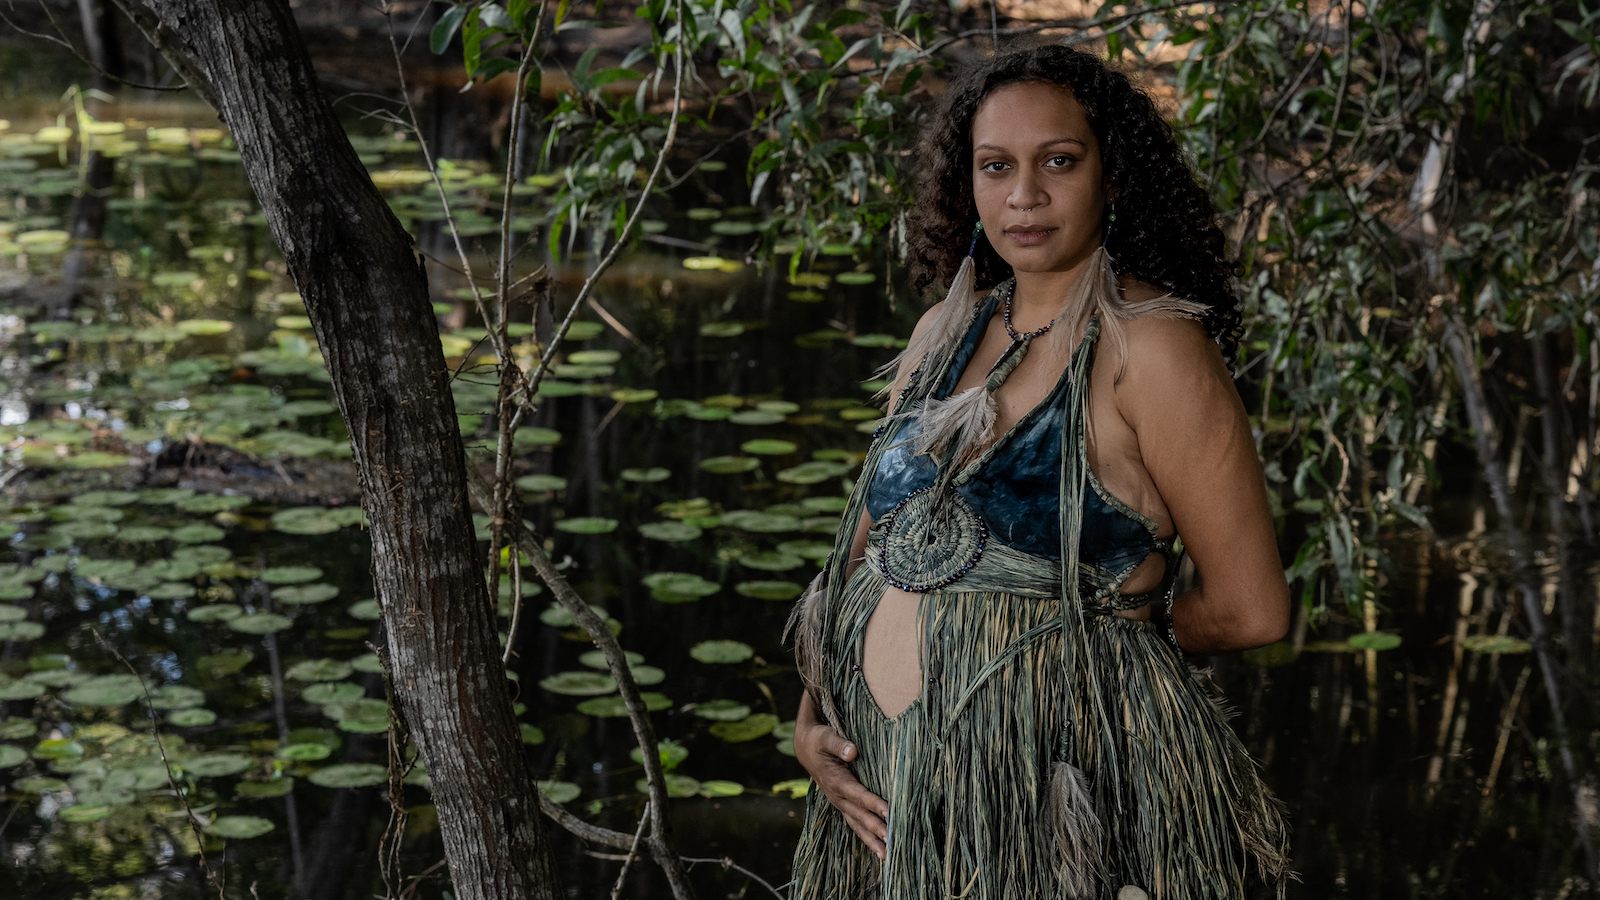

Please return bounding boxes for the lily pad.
[59,806,115,823]
[287,659,353,682]
[554,517,618,535]
[515,474,568,492]
[174,545,231,564]
[147,686,205,709]
[690,640,754,665]
[188,603,243,623]
[729,410,786,425]
[63,675,146,706]
[693,699,752,722]
[612,389,659,404]
[698,780,746,797]
[620,467,671,482]
[32,739,84,759]
[177,494,251,514]
[735,580,805,601]
[236,778,294,798]
[777,539,833,560]
[304,682,363,705]
[198,649,253,677]
[636,774,700,798]
[0,719,37,740]
[576,692,672,717]
[272,507,340,535]
[772,778,811,799]
[737,552,804,572]
[638,521,702,542]
[539,671,616,696]
[274,583,340,605]
[261,566,323,584]
[699,456,760,475]
[741,439,797,455]
[77,490,139,507]
[0,622,44,641]
[170,523,225,544]
[709,713,779,743]
[208,815,275,839]
[629,739,689,769]
[279,742,334,761]
[579,650,644,669]
[349,654,383,674]
[169,708,217,726]
[148,582,196,600]
[308,763,387,788]
[347,599,382,621]
[184,753,254,777]
[0,744,27,768]
[0,680,46,701]
[699,322,745,337]
[520,724,545,745]
[643,572,720,603]
[229,613,294,634]
[17,776,68,792]
[777,461,851,484]
[720,511,802,533]
[537,780,580,804]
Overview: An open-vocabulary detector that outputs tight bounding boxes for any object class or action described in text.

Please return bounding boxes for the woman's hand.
[795,692,888,859]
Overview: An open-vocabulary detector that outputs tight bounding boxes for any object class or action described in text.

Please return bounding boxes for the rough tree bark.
[110,1,564,897]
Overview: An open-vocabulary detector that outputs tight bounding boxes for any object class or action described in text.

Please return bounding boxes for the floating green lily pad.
[177,494,251,514]
[0,680,46,701]
[274,583,340,605]
[539,671,616,696]
[184,753,254,777]
[699,456,760,475]
[554,517,618,535]
[636,774,699,798]
[170,523,225,544]
[699,322,745,337]
[741,439,797,455]
[174,545,231,565]
[777,539,833,560]
[835,271,876,285]
[720,511,802,533]
[146,686,205,709]
[777,461,851,485]
[576,692,672,717]
[0,744,27,768]
[308,763,387,788]
[271,507,339,535]
[564,321,604,341]
[169,708,216,727]
[612,389,659,404]
[77,490,140,507]
[278,742,332,761]
[693,699,752,722]
[228,613,294,634]
[208,815,275,838]
[690,640,754,665]
[188,604,243,623]
[63,675,145,706]
[347,600,381,621]
[729,410,786,425]
[304,682,363,705]
[32,739,84,759]
[620,467,670,482]
[0,718,37,740]
[521,724,545,745]
[699,780,746,797]
[643,572,720,603]
[735,580,805,601]
[0,621,44,641]
[579,650,644,669]
[638,521,702,542]
[629,739,688,769]
[537,780,580,803]
[17,776,68,792]
[515,474,568,492]
[148,582,196,600]
[198,649,253,677]
[261,566,323,585]
[287,659,353,682]
[349,653,383,674]
[709,713,779,743]
[237,777,293,798]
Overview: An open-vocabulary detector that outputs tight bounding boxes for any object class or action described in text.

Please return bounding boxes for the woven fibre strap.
[983,333,1032,393]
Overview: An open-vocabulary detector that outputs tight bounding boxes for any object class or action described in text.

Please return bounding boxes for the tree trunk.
[112,2,563,897]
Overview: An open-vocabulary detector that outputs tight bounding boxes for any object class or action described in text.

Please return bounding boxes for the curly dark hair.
[908,45,1241,357]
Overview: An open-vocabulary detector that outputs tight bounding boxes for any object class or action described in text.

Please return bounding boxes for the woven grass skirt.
[788,544,1289,900]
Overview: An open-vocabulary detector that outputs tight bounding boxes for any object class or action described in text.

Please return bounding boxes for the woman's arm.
[1115,316,1290,653]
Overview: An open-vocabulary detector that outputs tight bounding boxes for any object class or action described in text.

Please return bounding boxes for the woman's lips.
[1003,226,1055,247]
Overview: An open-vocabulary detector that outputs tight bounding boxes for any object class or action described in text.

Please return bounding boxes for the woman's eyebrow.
[973,138,1088,153]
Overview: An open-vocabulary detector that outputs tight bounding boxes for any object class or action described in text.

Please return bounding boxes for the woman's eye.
[1047,155,1075,167]
[980,161,1007,173]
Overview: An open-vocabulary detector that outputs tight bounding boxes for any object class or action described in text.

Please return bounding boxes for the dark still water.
[0,47,1587,900]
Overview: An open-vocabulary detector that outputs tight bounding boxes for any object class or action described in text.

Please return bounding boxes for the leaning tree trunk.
[111,1,563,897]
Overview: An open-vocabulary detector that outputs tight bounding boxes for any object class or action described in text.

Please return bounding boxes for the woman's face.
[970,81,1108,275]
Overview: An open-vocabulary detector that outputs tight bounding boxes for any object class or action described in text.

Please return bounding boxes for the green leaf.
[709,713,778,743]
[308,763,388,788]
[430,4,469,54]
[1346,632,1402,651]
[208,815,275,839]
[690,640,753,665]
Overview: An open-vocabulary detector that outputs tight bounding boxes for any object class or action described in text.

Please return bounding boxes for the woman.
[787,46,1293,899]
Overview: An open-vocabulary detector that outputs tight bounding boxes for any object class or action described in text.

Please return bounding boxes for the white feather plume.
[873,253,978,404]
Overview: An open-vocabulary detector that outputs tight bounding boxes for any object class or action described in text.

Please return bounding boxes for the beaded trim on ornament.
[872,485,990,593]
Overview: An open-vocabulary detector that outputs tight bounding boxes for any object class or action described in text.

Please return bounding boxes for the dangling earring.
[873,220,985,399]
[1102,203,1116,246]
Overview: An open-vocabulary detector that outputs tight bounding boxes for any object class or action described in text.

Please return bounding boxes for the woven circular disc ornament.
[873,486,988,592]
